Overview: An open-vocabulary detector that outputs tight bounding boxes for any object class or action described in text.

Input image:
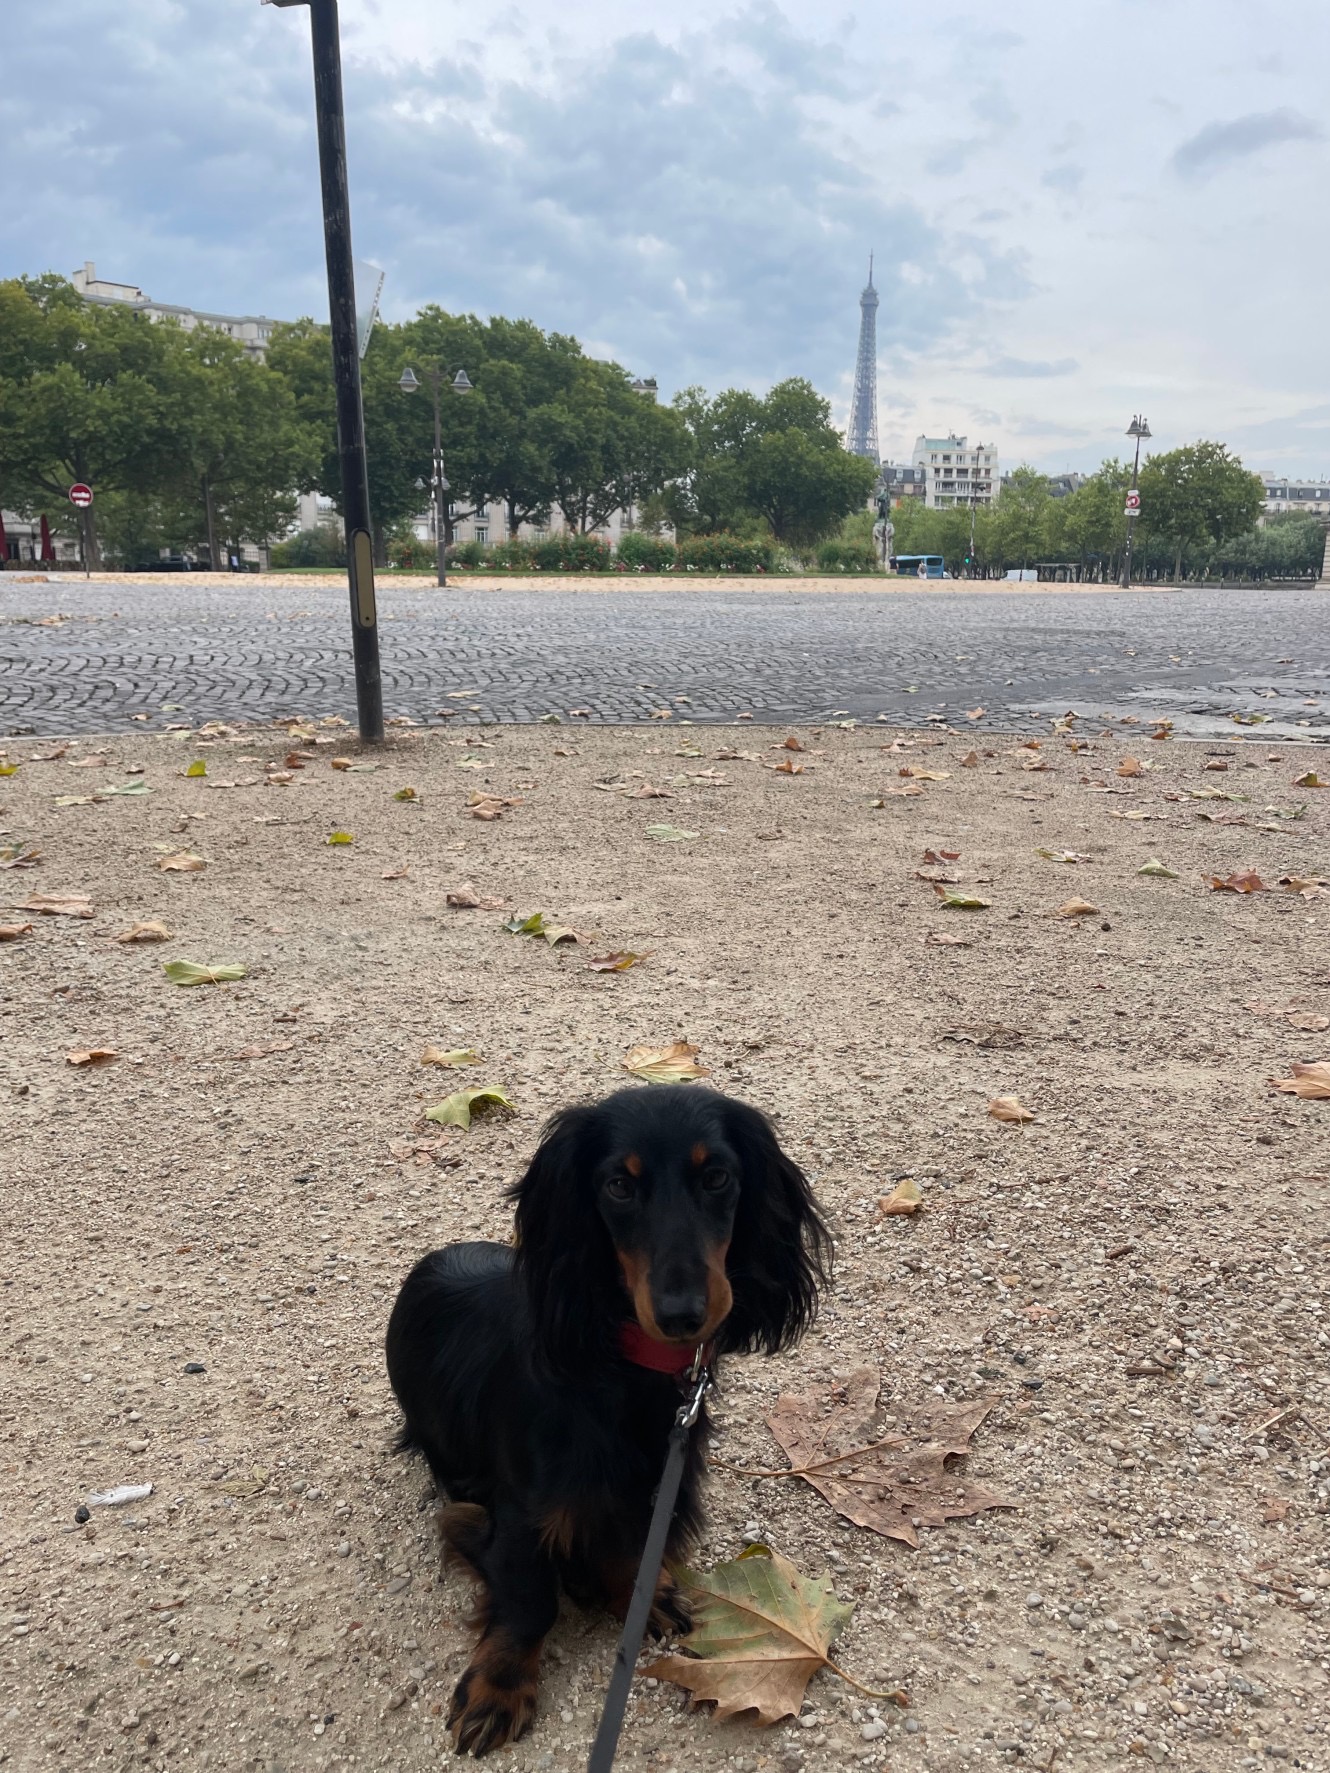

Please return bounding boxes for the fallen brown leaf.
[445,884,510,910]
[1052,898,1100,918]
[988,1095,1036,1123]
[771,759,805,775]
[878,1178,922,1216]
[923,931,971,947]
[922,849,961,864]
[1206,870,1268,894]
[870,785,926,802]
[22,893,94,918]
[1269,1062,1330,1100]
[158,852,205,873]
[782,736,805,751]
[762,1369,1013,1548]
[965,707,985,720]
[646,1545,863,1726]
[1116,757,1145,777]
[381,864,411,880]
[899,766,950,781]
[588,951,648,972]
[622,1040,708,1083]
[0,842,42,869]
[116,921,172,943]
[0,921,34,940]
[959,751,979,768]
[627,781,674,798]
[66,1048,118,1067]
[1261,1497,1293,1524]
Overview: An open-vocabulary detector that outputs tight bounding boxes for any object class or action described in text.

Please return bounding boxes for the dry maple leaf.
[421,1045,482,1068]
[1261,1497,1293,1524]
[965,707,984,721]
[923,931,971,947]
[66,1048,118,1067]
[1117,757,1145,778]
[622,1040,708,1083]
[116,921,172,943]
[1269,1062,1330,1100]
[988,1095,1035,1123]
[446,884,510,910]
[922,848,961,864]
[1206,870,1267,894]
[0,922,34,940]
[158,852,205,873]
[771,759,805,775]
[22,893,94,918]
[959,750,979,768]
[899,766,950,781]
[627,782,674,798]
[782,736,805,752]
[647,1546,866,1726]
[1052,898,1100,918]
[762,1369,1012,1548]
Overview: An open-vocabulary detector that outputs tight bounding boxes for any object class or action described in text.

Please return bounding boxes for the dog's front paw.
[448,1650,538,1757]
[648,1575,692,1641]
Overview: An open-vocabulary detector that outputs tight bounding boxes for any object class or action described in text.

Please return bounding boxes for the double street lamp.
[399,364,472,586]
[1120,414,1151,588]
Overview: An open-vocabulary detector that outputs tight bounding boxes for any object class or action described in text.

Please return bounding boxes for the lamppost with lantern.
[1120,415,1151,588]
[399,365,472,586]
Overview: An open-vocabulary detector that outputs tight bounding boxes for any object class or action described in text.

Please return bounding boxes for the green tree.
[1045,461,1129,580]
[993,466,1053,572]
[0,276,192,566]
[668,378,874,544]
[1137,442,1264,583]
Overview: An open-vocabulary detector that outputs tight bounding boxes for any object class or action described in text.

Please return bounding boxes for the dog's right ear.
[509,1104,614,1372]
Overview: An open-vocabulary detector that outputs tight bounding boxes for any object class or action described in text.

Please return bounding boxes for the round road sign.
[1124,488,1140,515]
[69,483,94,508]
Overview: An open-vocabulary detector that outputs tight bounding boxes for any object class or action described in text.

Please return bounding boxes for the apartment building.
[71,262,285,358]
[912,434,999,509]
[1260,473,1330,517]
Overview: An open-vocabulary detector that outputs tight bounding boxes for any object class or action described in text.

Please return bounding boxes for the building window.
[476,502,489,519]
[475,525,489,544]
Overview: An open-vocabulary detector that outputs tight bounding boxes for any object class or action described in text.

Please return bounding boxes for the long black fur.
[384,1084,828,1755]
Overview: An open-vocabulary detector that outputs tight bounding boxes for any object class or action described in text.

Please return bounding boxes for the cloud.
[1040,163,1084,195]
[0,0,1027,405]
[981,356,1079,379]
[1171,108,1321,181]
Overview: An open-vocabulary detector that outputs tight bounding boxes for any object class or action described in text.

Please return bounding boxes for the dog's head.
[511,1086,829,1372]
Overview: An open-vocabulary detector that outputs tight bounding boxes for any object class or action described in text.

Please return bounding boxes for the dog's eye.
[605,1176,634,1202]
[701,1169,731,1193]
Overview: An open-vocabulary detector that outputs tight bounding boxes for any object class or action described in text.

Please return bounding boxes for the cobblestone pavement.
[3,576,1327,739]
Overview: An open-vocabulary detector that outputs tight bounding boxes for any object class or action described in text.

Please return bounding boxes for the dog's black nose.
[654,1291,708,1340]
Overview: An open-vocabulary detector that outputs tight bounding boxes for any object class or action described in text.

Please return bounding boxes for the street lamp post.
[1120,415,1151,589]
[399,365,472,587]
[262,0,382,742]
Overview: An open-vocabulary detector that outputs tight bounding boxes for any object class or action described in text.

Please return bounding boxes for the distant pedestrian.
[917,559,928,580]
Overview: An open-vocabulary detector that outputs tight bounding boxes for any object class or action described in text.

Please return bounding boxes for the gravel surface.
[2,715,1328,1773]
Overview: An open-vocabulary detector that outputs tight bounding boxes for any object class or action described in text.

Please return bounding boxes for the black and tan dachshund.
[385,1084,829,1756]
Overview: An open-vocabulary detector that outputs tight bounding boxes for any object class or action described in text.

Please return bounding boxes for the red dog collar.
[618,1321,712,1376]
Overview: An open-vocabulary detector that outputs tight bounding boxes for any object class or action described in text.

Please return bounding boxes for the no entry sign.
[69,483,94,508]
[1124,489,1141,515]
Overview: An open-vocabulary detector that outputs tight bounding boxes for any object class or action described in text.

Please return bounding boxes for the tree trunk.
[203,474,220,571]
[1173,547,1182,584]
[84,508,102,572]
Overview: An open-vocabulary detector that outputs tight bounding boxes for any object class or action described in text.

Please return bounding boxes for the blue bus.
[891,553,947,579]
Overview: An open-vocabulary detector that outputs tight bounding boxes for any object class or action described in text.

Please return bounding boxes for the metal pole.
[294,0,383,741]
[433,369,447,588]
[1121,429,1143,590]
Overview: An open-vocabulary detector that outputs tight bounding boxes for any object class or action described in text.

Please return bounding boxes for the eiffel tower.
[845,254,880,463]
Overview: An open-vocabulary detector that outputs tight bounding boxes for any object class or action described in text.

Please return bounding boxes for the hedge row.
[388,531,788,574]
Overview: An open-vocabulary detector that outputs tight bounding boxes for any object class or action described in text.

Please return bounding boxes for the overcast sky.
[3,0,1326,474]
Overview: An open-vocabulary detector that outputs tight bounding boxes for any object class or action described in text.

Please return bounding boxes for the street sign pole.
[69,484,94,580]
[265,0,383,743]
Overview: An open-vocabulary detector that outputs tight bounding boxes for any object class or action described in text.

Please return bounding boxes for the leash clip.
[676,1347,711,1430]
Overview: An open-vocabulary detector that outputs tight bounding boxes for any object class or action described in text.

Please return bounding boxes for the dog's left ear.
[717,1098,830,1354]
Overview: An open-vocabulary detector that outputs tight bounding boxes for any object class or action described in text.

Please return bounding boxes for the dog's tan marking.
[623,1152,642,1178]
[690,1142,709,1167]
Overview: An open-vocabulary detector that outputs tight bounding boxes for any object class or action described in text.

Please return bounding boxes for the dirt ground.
[1,712,1327,1773]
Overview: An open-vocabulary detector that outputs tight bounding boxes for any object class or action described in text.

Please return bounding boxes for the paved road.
[2,577,1327,739]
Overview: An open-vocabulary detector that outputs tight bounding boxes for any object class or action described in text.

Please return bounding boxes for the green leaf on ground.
[424,1086,514,1129]
[1138,859,1178,878]
[184,760,207,778]
[933,886,991,910]
[421,1046,482,1067]
[326,830,354,845]
[503,912,549,937]
[163,960,247,987]
[645,824,700,842]
[393,787,419,801]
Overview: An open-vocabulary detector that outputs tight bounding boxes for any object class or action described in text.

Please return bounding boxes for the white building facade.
[912,434,999,509]
[1259,473,1330,518]
[71,262,283,358]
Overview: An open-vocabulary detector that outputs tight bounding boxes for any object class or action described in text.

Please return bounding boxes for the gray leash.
[586,1356,711,1773]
